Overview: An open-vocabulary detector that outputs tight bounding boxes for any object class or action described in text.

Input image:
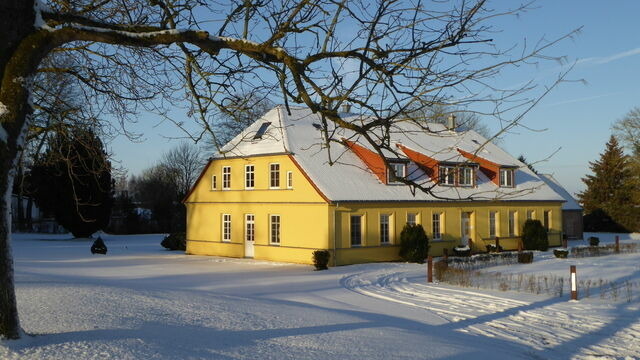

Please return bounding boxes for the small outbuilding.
[539,174,583,240]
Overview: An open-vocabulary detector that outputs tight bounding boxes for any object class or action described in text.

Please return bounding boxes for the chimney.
[447,114,456,130]
[341,103,352,113]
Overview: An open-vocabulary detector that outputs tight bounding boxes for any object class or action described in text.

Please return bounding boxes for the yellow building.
[184,106,565,265]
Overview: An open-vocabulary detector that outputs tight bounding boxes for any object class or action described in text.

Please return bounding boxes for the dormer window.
[458,167,474,187]
[500,168,515,187]
[387,162,406,184]
[439,166,455,186]
[253,122,271,140]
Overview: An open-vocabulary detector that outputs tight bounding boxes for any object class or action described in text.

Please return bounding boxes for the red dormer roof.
[396,144,439,182]
[342,139,387,184]
[457,148,501,185]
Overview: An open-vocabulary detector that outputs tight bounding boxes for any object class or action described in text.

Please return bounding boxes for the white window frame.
[350,215,363,246]
[245,165,255,190]
[287,171,293,189]
[489,211,497,238]
[211,175,217,190]
[432,213,442,240]
[270,163,280,189]
[387,162,406,184]
[439,166,455,186]
[222,166,231,190]
[500,168,515,187]
[222,214,231,242]
[407,212,417,226]
[459,167,474,187]
[380,214,390,245]
[508,211,516,237]
[270,215,281,244]
[245,214,255,242]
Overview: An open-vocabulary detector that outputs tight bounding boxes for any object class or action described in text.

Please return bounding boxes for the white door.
[461,212,472,246]
[245,214,255,258]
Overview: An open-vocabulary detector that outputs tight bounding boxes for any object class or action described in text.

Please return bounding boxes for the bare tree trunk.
[0,0,36,340]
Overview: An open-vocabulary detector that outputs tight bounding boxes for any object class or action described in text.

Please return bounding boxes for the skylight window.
[253,122,272,140]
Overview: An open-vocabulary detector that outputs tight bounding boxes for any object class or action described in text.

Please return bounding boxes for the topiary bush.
[553,248,568,259]
[521,219,549,251]
[453,245,471,257]
[312,250,331,270]
[161,232,186,251]
[588,236,600,247]
[399,224,429,263]
[91,236,107,255]
[518,251,534,264]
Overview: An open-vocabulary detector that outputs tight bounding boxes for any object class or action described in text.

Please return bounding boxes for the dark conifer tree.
[578,136,637,232]
[30,128,114,238]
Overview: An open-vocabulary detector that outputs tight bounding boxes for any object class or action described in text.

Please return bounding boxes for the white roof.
[218,106,565,203]
[539,174,582,210]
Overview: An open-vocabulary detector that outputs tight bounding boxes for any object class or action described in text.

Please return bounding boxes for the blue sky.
[109,1,640,197]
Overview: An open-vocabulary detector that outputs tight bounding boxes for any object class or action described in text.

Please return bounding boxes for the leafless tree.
[612,107,640,156]
[160,142,205,197]
[0,0,577,338]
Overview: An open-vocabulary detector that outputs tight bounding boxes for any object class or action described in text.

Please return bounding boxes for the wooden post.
[495,237,500,252]
[562,238,568,249]
[615,235,620,253]
[427,256,433,283]
[443,248,448,261]
[517,239,523,252]
[570,265,578,301]
[468,238,473,254]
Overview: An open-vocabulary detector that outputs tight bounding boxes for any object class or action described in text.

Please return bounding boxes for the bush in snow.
[553,248,568,259]
[588,236,600,247]
[486,243,503,253]
[521,220,548,251]
[91,236,107,255]
[161,232,186,251]
[517,251,534,264]
[399,224,429,263]
[312,250,331,270]
[452,245,471,257]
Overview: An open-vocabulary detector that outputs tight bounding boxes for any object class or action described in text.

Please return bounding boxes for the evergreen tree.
[577,136,637,232]
[30,128,114,238]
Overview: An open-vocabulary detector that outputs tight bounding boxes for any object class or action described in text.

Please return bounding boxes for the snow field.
[1,232,639,359]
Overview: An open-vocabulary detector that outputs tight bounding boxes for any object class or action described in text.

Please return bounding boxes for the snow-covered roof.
[217,105,565,203]
[539,174,582,210]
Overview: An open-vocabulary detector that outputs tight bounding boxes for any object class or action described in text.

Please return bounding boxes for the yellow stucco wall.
[332,201,563,265]
[185,154,564,266]
[185,154,331,264]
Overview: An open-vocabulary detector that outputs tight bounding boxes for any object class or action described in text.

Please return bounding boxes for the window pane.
[380,214,389,244]
[246,214,254,242]
[270,215,280,243]
[350,215,362,246]
[489,211,496,238]
[508,211,516,236]
[223,214,231,241]
[543,211,550,231]
[287,171,293,188]
[270,164,280,188]
[432,213,441,240]
[245,165,254,189]
[407,213,416,226]
[223,167,231,189]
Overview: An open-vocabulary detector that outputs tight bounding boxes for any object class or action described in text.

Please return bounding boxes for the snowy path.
[341,263,640,359]
[2,233,640,359]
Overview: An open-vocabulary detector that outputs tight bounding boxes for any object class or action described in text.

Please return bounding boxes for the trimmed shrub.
[553,248,569,259]
[161,232,186,251]
[312,250,331,270]
[588,236,600,247]
[399,224,430,263]
[518,251,534,264]
[521,219,549,251]
[91,236,107,255]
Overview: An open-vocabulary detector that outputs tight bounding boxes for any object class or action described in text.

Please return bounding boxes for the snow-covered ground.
[1,232,639,359]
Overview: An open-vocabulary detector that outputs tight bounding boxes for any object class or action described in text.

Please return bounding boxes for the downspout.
[333,202,339,267]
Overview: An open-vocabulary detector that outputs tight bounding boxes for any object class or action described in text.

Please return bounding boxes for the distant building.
[184,106,565,265]
[539,174,583,240]
[11,195,65,233]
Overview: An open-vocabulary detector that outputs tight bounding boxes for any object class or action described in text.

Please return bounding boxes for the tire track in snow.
[341,266,640,356]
